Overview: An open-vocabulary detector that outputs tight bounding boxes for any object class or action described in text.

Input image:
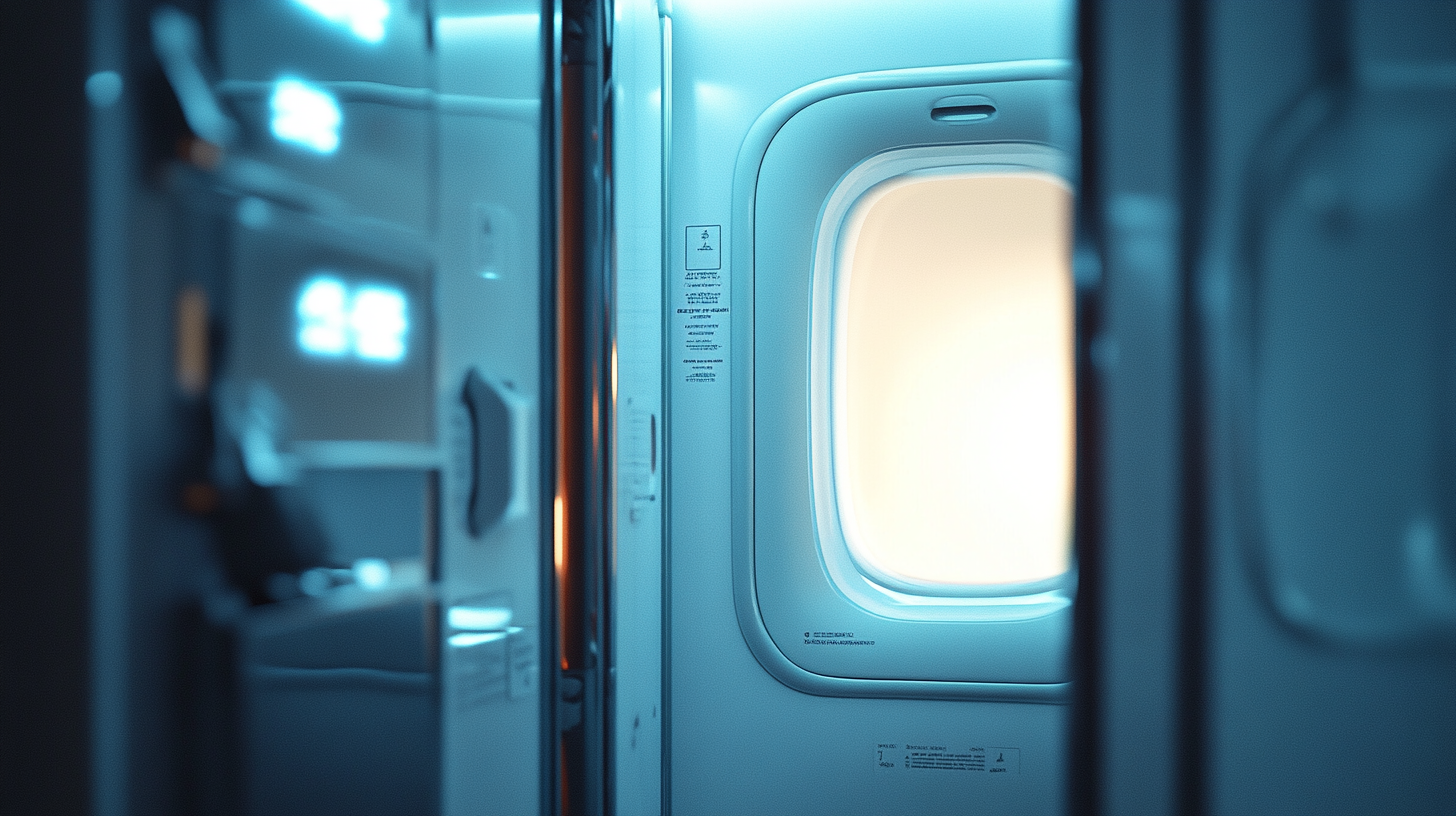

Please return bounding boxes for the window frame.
[732,64,1079,700]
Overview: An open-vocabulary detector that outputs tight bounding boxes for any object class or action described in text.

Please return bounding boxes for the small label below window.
[802,630,875,646]
[873,743,1020,775]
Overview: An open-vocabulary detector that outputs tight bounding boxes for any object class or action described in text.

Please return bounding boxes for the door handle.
[462,369,528,537]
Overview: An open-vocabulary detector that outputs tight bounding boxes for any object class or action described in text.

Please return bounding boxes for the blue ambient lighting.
[448,632,508,648]
[349,287,408,362]
[447,606,513,631]
[297,276,409,363]
[351,558,391,590]
[270,78,341,154]
[86,71,124,107]
[292,0,391,43]
[299,567,339,596]
[297,277,350,356]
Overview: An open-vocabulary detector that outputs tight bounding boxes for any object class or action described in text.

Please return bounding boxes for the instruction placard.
[678,224,727,383]
[874,743,1020,775]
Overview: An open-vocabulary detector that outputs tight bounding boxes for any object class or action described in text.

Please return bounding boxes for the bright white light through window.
[351,558,391,589]
[270,78,342,154]
[349,287,408,362]
[447,632,507,648]
[297,276,409,363]
[447,606,513,630]
[297,277,350,355]
[834,172,1074,589]
[292,0,391,43]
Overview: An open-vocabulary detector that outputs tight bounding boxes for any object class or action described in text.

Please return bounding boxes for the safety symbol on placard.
[686,224,721,271]
[987,747,1020,774]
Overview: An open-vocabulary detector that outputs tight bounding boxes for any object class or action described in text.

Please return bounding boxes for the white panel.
[434,3,547,815]
[610,0,666,812]
[665,1,1076,813]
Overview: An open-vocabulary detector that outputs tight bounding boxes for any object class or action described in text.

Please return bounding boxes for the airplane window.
[830,170,1074,593]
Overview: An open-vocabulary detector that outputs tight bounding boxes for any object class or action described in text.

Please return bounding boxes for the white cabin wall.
[610,0,667,812]
[661,2,1075,814]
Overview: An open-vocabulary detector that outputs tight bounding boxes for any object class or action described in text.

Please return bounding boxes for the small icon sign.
[987,747,1020,774]
[686,224,721,271]
[473,203,510,280]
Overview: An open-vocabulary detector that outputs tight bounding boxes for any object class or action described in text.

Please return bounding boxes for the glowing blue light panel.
[447,606,513,631]
[297,276,408,363]
[349,287,408,362]
[351,558,391,589]
[297,276,349,355]
[448,632,507,648]
[292,0,391,43]
[270,78,341,154]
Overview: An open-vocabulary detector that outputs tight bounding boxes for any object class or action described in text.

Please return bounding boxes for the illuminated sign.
[297,275,408,363]
[270,78,342,154]
[291,0,391,43]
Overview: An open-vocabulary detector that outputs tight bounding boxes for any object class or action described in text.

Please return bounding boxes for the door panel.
[1085,2,1456,814]
[1206,1,1456,813]
[434,3,551,815]
[662,1,1076,813]
[154,2,556,813]
[608,1,668,812]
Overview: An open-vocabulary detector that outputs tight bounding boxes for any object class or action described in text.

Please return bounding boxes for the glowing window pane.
[349,286,408,362]
[269,78,342,154]
[296,277,408,364]
[292,0,391,43]
[297,277,350,355]
[448,632,507,648]
[447,606,513,631]
[351,558,391,590]
[834,172,1074,589]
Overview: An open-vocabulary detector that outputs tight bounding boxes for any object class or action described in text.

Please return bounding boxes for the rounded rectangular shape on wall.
[833,171,1074,593]
[737,65,1079,697]
[1234,79,1456,646]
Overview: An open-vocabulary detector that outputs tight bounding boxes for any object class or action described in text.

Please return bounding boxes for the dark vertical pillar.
[1174,1,1209,812]
[1082,1,1194,814]
[0,5,93,815]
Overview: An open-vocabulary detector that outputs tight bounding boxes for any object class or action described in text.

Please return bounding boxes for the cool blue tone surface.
[270,78,342,153]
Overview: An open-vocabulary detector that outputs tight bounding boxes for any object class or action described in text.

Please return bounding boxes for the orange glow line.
[554,493,568,669]
[553,492,566,581]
